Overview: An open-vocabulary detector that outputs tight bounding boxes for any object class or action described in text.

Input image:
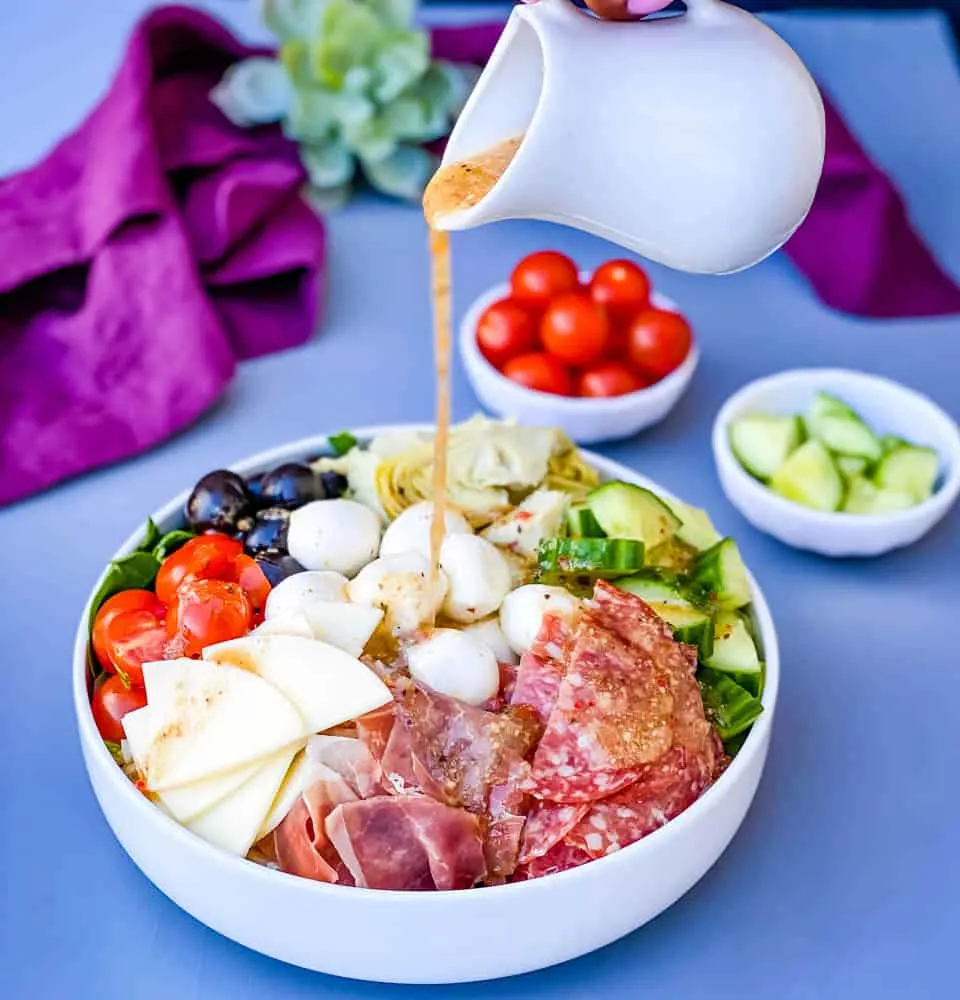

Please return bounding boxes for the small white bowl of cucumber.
[712,368,960,557]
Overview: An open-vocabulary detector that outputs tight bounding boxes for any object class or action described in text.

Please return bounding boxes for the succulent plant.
[211,0,480,209]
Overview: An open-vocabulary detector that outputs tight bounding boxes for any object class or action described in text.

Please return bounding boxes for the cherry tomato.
[626,307,693,381]
[502,352,574,396]
[167,578,253,657]
[588,259,651,322]
[510,251,580,308]
[233,554,272,618]
[540,293,610,366]
[475,298,539,369]
[92,589,164,668]
[102,608,170,686]
[154,533,242,607]
[578,362,647,398]
[91,674,147,743]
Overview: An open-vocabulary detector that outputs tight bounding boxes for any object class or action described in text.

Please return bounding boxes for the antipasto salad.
[88,418,765,890]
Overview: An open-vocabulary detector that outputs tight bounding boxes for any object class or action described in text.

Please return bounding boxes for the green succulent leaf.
[313,0,385,89]
[261,0,333,42]
[279,40,313,86]
[304,181,354,213]
[366,0,417,29]
[362,143,436,201]
[425,60,482,117]
[371,30,430,104]
[301,139,357,188]
[343,65,374,94]
[209,57,291,126]
[343,114,398,164]
[332,90,376,129]
[284,86,339,142]
[380,94,447,144]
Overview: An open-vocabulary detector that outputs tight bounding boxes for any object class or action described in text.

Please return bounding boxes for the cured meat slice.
[510,614,573,724]
[355,703,395,761]
[325,795,487,891]
[526,584,700,803]
[517,800,589,865]
[306,735,385,798]
[380,680,542,813]
[512,842,592,881]
[484,761,531,882]
[273,763,358,883]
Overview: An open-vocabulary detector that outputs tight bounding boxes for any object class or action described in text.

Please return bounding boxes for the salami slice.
[511,842,592,881]
[517,800,589,865]
[510,614,574,724]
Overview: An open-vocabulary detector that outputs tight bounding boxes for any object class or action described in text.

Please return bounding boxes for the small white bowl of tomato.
[460,250,698,444]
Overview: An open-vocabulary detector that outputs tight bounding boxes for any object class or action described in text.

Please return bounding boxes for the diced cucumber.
[697,667,764,741]
[842,477,915,515]
[614,570,693,607]
[728,413,804,481]
[670,500,723,551]
[805,392,881,461]
[702,611,762,676]
[587,481,681,549]
[836,455,868,480]
[690,539,751,611]
[769,439,843,512]
[537,537,644,584]
[880,434,909,455]
[566,503,606,538]
[650,602,714,659]
[874,445,939,503]
[646,537,699,575]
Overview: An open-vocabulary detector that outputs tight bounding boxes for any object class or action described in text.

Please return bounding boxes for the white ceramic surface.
[75,427,779,984]
[435,0,825,275]
[460,281,698,444]
[713,369,960,557]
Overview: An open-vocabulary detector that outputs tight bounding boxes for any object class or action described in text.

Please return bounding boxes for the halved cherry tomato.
[626,307,693,381]
[233,554,272,618]
[92,589,164,668]
[167,578,252,657]
[154,533,242,606]
[588,259,651,323]
[540,293,610,366]
[578,362,647,398]
[510,251,580,308]
[91,674,147,743]
[102,608,169,686]
[475,298,539,369]
[502,352,573,396]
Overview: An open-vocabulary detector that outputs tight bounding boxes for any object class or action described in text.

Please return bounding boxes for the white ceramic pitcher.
[433,0,825,275]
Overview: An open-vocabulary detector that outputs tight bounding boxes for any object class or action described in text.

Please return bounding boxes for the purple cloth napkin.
[0,5,325,506]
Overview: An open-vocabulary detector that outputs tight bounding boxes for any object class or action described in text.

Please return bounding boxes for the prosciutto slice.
[306,734,384,798]
[325,795,487,890]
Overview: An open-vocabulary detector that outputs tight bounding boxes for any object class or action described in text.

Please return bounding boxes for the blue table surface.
[3,3,960,998]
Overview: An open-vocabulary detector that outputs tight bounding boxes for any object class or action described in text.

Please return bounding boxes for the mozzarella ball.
[462,618,518,665]
[407,629,500,706]
[499,584,581,656]
[380,501,472,560]
[287,499,381,576]
[264,570,349,621]
[347,552,448,636]
[251,612,315,639]
[439,534,512,624]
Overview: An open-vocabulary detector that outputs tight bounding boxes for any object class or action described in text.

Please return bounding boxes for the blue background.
[2,3,959,998]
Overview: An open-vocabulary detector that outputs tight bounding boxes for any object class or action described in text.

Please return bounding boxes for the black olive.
[255,553,305,587]
[243,507,290,556]
[186,470,252,533]
[318,470,348,499]
[259,462,324,509]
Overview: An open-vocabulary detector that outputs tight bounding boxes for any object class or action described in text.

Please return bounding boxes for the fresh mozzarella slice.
[379,501,471,559]
[203,634,392,734]
[256,749,311,840]
[187,747,296,857]
[265,571,349,619]
[499,584,581,656]
[439,534,512,623]
[287,499,381,576]
[298,600,383,657]
[482,489,569,560]
[251,612,315,639]
[347,552,447,636]
[407,628,500,707]
[135,659,307,792]
[462,618,518,665]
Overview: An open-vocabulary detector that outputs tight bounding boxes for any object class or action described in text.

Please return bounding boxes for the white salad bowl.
[713,369,960,558]
[74,426,779,985]
[460,281,699,445]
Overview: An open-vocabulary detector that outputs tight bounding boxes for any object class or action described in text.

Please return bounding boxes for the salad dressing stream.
[423,137,523,587]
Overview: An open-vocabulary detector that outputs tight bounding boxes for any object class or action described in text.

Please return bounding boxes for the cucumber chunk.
[690,539,751,610]
[587,481,681,548]
[836,455,868,480]
[537,537,644,583]
[842,477,915,515]
[646,537,699,575]
[874,446,939,503]
[614,570,694,607]
[728,413,804,480]
[880,434,909,455]
[566,503,606,538]
[670,500,723,551]
[698,667,764,741]
[770,439,843,511]
[702,611,762,675]
[805,392,881,461]
[650,602,714,659]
